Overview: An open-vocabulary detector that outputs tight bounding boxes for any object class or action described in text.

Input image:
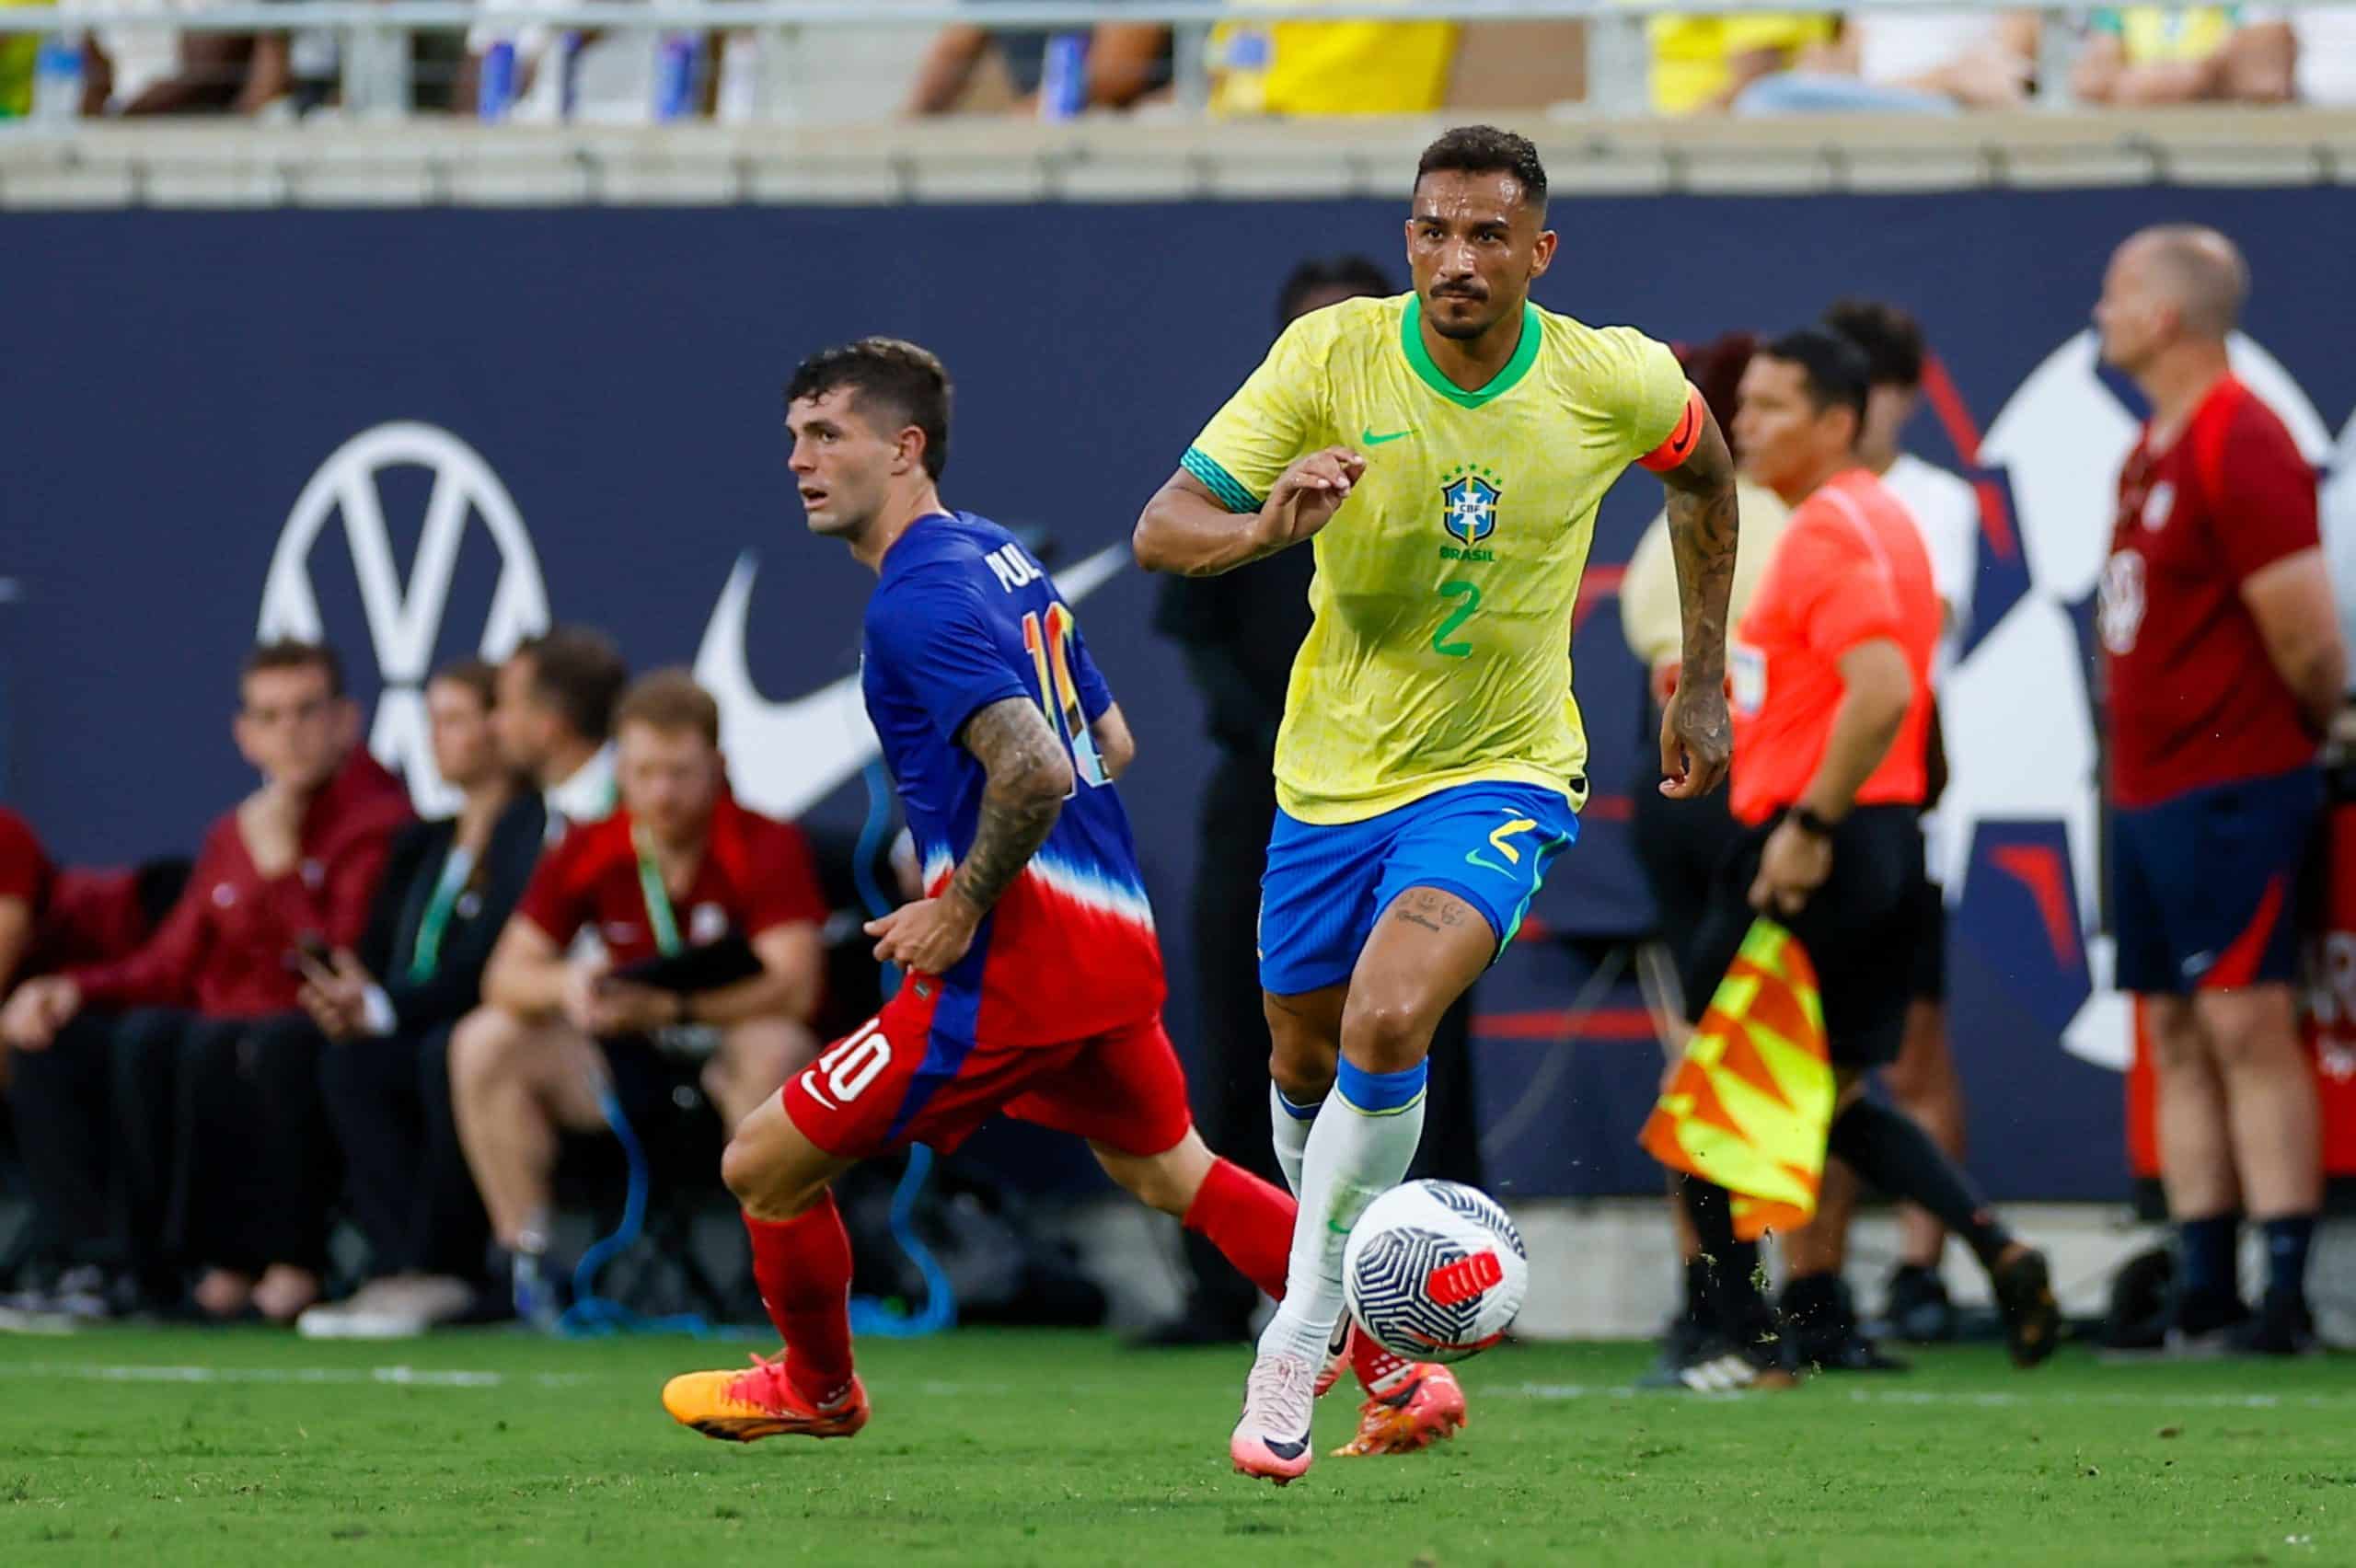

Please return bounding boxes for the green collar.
[1400,294,1541,409]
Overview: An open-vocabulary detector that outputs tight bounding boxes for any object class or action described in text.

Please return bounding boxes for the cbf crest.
[1441,464,1502,560]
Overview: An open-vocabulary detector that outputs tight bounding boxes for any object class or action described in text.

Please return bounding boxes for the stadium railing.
[5,104,2352,207]
[3,0,2355,126]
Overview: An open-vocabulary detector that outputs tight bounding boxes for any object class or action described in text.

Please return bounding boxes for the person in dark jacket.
[293,658,547,1339]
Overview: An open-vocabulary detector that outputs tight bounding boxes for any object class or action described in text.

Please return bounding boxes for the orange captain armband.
[1637,383,1709,474]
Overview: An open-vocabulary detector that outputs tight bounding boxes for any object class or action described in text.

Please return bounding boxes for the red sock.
[1351,1332,1413,1393]
[743,1197,855,1408]
[1181,1157,1294,1300]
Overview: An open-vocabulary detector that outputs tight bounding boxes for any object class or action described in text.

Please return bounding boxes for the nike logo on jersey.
[1360,428,1415,446]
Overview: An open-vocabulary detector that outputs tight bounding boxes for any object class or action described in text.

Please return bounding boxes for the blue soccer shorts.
[2110,766,2321,996]
[1256,781,1579,997]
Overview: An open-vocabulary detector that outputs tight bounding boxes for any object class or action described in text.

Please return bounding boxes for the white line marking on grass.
[0,1363,593,1389]
[1503,1380,2356,1410]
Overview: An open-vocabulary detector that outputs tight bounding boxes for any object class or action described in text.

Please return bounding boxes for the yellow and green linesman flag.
[1639,919,1834,1240]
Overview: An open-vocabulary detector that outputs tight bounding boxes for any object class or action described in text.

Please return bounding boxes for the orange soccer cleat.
[662,1353,870,1444]
[1329,1364,1468,1458]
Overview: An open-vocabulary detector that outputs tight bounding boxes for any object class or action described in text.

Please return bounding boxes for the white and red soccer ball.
[1342,1180,1528,1364]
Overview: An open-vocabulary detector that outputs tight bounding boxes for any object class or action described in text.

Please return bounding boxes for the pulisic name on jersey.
[984,541,1046,592]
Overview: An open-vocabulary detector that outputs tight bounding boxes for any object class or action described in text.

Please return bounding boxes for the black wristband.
[1790,806,1836,840]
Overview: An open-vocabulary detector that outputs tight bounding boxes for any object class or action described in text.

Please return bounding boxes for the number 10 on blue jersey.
[1022,604,1109,790]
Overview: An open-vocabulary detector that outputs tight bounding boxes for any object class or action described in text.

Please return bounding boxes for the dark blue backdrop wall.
[6,188,2352,1201]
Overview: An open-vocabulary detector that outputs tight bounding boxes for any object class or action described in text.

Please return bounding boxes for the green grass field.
[2,1327,2350,1566]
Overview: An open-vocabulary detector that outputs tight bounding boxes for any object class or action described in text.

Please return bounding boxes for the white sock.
[1255,1059,1427,1364]
[1269,1082,1322,1197]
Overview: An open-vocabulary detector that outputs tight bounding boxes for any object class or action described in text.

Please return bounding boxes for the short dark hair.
[1761,328,1872,430]
[784,338,954,481]
[1820,298,1925,390]
[1414,125,1548,213]
[613,668,721,749]
[241,639,343,699]
[512,625,629,744]
[1276,255,1393,330]
[1675,331,1761,438]
[429,655,499,710]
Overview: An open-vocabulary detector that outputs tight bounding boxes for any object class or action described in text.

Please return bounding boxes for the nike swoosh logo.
[1361,428,1415,446]
[693,543,1126,823]
[1265,1435,1310,1461]
[1464,849,1517,876]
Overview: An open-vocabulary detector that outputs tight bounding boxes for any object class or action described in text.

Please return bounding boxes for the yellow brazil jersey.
[1182,293,1688,826]
[1647,13,1837,116]
[1207,16,1458,118]
[2092,6,2238,63]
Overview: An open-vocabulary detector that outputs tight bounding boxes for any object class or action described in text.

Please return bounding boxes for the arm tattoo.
[1659,413,1740,683]
[950,696,1069,915]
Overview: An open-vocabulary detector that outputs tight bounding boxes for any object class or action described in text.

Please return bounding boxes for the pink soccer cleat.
[1230,1349,1320,1485]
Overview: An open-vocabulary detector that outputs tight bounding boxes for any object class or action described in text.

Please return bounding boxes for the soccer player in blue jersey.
[663,339,1454,1446]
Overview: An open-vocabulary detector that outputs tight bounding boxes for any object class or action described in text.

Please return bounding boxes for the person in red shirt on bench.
[2093,225,2350,1355]
[1,641,411,1323]
[451,670,831,1328]
[0,808,48,1008]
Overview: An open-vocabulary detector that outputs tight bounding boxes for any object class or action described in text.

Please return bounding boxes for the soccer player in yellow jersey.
[1134,126,1741,1483]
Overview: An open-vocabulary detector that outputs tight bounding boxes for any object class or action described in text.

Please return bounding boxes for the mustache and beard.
[1426,282,1500,341]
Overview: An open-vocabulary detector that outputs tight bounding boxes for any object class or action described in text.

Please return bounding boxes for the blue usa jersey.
[861,512,1165,1044]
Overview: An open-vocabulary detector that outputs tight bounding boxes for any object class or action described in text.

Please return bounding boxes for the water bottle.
[30,32,86,125]
[652,32,698,122]
[1038,31,1088,121]
[554,30,583,121]
[477,37,517,121]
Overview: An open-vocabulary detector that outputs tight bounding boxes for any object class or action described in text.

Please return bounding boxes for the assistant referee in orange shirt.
[1666,329,2059,1389]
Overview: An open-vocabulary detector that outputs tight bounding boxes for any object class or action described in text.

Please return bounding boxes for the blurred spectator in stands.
[497,626,627,841]
[0,0,33,118]
[0,641,411,1323]
[2072,7,2294,104]
[2094,225,2348,1354]
[905,12,1169,114]
[1646,14,1836,113]
[1737,10,2039,114]
[2240,6,2352,102]
[74,0,294,118]
[1138,255,1484,1350]
[451,671,829,1328]
[1618,330,1797,1381]
[1207,13,1457,116]
[293,659,547,1340]
[455,17,692,126]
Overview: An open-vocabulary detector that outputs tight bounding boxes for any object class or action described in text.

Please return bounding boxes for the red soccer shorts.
[780,986,1192,1161]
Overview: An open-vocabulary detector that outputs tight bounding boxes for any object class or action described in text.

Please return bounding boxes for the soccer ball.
[1341,1179,1528,1363]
